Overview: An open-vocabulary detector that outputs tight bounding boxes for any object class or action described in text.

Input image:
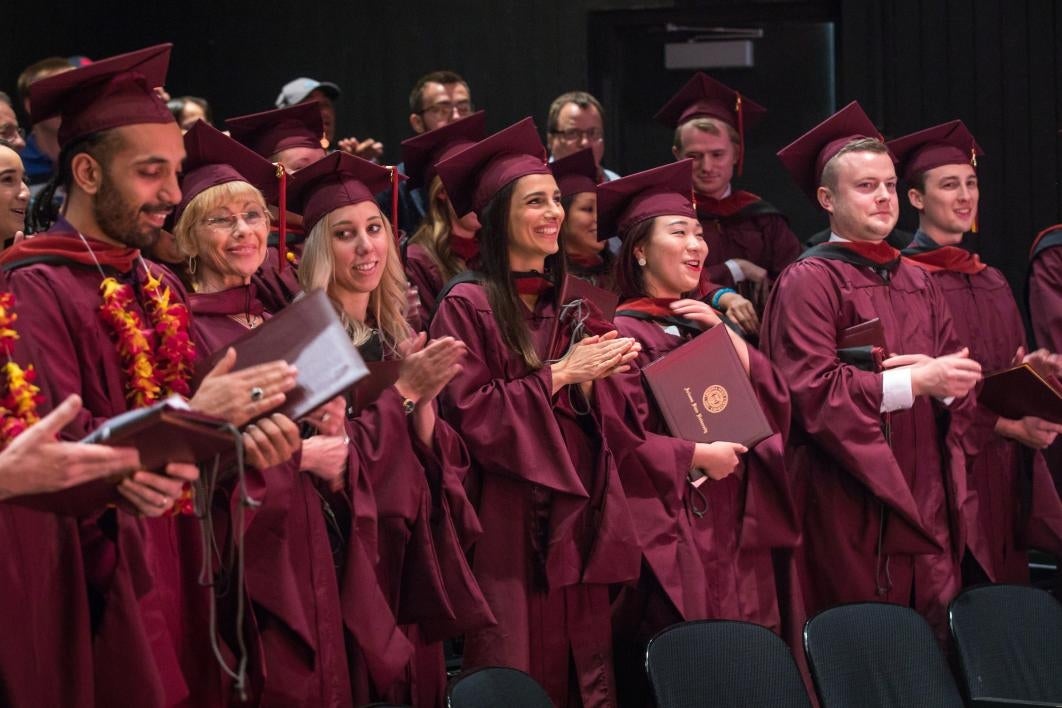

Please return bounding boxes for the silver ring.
[250,386,264,402]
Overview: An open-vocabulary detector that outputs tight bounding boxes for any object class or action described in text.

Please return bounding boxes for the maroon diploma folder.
[81,398,235,472]
[642,324,773,447]
[979,363,1062,424]
[198,289,369,421]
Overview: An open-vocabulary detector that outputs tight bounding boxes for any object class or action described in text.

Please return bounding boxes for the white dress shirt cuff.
[725,259,746,283]
[881,368,914,413]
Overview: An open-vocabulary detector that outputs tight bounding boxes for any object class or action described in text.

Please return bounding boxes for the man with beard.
[761,102,982,640]
[1,44,300,706]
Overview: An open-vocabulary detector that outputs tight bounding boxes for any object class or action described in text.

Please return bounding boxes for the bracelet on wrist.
[710,288,737,309]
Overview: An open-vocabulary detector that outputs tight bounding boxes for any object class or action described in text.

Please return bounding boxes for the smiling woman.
[0,144,29,247]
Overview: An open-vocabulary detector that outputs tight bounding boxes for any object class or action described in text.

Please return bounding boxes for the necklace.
[78,232,196,408]
[0,293,41,448]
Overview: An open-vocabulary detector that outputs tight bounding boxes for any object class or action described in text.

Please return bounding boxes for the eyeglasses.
[202,210,266,232]
[549,127,603,143]
[0,124,25,143]
[418,100,474,120]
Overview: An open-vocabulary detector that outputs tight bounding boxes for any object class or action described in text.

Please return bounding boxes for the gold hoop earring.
[188,255,198,275]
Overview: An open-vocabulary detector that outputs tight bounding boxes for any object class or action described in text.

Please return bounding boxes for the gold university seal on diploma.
[702,385,729,414]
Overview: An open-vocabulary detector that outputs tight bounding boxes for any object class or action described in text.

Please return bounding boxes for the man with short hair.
[546,90,619,182]
[656,73,801,331]
[762,102,982,639]
[386,70,475,234]
[276,75,383,160]
[0,93,26,150]
[16,56,74,190]
[3,44,299,705]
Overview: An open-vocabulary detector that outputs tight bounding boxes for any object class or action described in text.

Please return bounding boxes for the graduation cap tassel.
[389,165,400,247]
[275,163,288,272]
[735,94,745,177]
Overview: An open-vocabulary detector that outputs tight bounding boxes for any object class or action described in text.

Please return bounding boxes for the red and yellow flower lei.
[98,267,196,409]
[0,293,42,448]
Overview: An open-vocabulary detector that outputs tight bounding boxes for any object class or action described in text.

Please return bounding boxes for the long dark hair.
[613,218,656,300]
[478,179,567,369]
[29,130,119,233]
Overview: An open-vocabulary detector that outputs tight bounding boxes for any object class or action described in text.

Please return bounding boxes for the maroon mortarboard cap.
[401,110,487,190]
[176,120,280,220]
[886,119,984,183]
[30,43,175,148]
[434,117,550,218]
[654,73,766,176]
[654,72,767,130]
[226,102,324,158]
[549,147,599,198]
[776,101,885,202]
[596,160,696,242]
[287,151,398,234]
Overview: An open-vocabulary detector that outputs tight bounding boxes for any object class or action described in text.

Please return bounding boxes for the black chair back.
[950,584,1062,703]
[645,619,811,708]
[803,602,964,708]
[447,666,553,708]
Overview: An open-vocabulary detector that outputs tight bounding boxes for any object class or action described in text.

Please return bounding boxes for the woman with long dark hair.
[430,118,643,708]
[602,161,802,706]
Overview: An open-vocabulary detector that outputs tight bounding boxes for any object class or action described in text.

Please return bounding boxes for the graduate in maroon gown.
[0,298,144,708]
[550,147,614,290]
[174,119,369,706]
[0,44,299,706]
[431,117,643,708]
[401,111,487,326]
[1029,224,1062,481]
[228,102,330,312]
[655,73,801,332]
[888,121,1062,582]
[763,102,983,640]
[593,160,801,706]
[290,150,492,707]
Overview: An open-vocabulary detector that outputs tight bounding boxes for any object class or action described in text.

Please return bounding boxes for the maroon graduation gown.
[1028,234,1062,484]
[430,282,641,708]
[903,245,1062,581]
[191,285,355,707]
[404,243,445,327]
[608,310,804,707]
[351,338,492,708]
[760,247,972,640]
[695,190,801,309]
[2,227,226,706]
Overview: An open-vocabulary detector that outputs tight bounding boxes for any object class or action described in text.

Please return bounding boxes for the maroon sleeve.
[1030,248,1062,352]
[763,214,802,281]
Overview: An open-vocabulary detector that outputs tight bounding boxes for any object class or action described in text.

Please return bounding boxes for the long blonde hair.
[408,175,468,282]
[299,204,412,355]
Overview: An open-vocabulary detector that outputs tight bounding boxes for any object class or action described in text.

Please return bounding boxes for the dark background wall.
[4,0,1060,295]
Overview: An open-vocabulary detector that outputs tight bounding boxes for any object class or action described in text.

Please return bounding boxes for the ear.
[907,187,925,211]
[70,152,103,196]
[633,243,647,263]
[409,113,424,134]
[817,186,834,214]
[671,145,681,161]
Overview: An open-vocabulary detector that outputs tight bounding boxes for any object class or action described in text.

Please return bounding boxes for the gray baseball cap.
[275,77,341,108]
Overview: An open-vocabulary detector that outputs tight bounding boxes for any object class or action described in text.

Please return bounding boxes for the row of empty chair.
[384,584,1062,708]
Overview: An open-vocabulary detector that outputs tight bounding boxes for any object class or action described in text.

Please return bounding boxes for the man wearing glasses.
[546,91,620,183]
[0,94,26,151]
[384,70,475,234]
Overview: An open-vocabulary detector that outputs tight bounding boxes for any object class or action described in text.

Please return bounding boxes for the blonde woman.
[292,151,489,708]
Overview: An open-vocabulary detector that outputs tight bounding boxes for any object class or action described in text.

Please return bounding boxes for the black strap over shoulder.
[615,308,748,340]
[797,242,898,282]
[432,269,485,314]
[1031,229,1062,261]
[0,254,104,273]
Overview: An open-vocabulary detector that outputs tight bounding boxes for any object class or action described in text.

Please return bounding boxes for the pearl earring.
[637,257,647,267]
